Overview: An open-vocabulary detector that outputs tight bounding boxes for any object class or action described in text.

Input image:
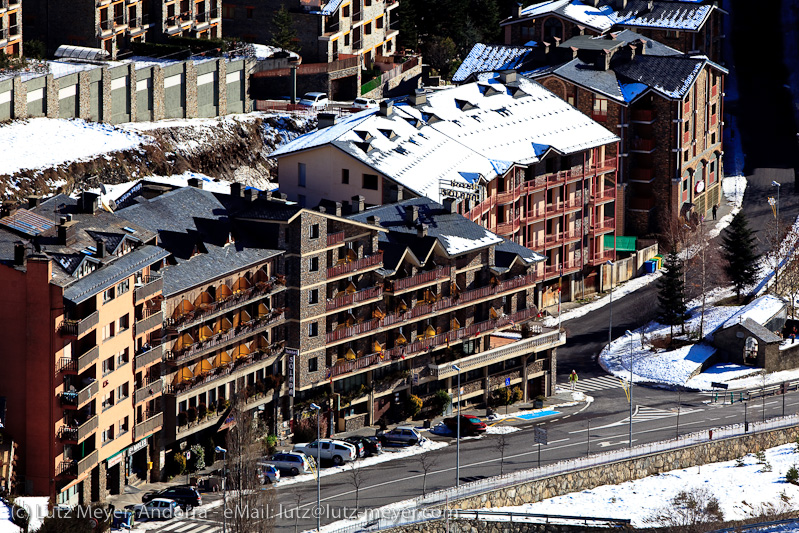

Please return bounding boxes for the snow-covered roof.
[453,43,538,83]
[272,78,619,202]
[502,0,614,33]
[605,0,714,31]
[721,295,786,331]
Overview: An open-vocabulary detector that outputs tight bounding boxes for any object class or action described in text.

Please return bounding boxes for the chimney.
[379,100,394,117]
[317,112,337,129]
[595,50,611,71]
[317,205,327,213]
[514,2,523,18]
[334,202,342,216]
[13,242,25,267]
[417,223,428,238]
[498,70,517,84]
[443,197,459,214]
[230,183,244,197]
[645,0,653,12]
[615,0,627,9]
[245,188,258,202]
[187,177,203,189]
[279,193,288,201]
[79,191,100,214]
[351,195,365,214]
[405,205,418,224]
[409,89,426,106]
[637,39,647,55]
[264,190,273,201]
[367,215,381,226]
[95,238,106,259]
[390,185,404,202]
[58,221,78,245]
[27,196,40,209]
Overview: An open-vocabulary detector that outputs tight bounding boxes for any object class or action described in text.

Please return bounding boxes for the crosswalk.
[147,519,221,533]
[568,375,625,393]
[629,405,703,423]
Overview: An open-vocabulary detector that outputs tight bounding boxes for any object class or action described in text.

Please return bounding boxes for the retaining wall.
[391,520,625,533]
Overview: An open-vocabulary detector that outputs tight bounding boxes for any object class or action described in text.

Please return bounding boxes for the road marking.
[173,523,201,532]
[725,415,737,418]
[158,522,186,532]
[710,417,720,421]
[570,375,624,393]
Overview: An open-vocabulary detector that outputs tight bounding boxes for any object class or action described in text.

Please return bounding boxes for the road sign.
[711,382,729,390]
[534,427,548,445]
[505,377,511,387]
[286,348,299,397]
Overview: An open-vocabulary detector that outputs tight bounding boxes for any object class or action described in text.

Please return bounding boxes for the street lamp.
[606,260,614,352]
[452,364,461,487]
[216,446,228,533]
[310,402,322,532]
[626,330,634,449]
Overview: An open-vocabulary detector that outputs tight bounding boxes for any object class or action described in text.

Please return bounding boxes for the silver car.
[269,451,315,475]
[379,426,424,446]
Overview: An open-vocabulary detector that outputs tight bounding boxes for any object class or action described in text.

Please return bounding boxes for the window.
[117,279,129,295]
[309,257,319,272]
[119,416,129,435]
[117,382,129,400]
[118,314,130,332]
[103,287,115,304]
[308,289,319,304]
[362,174,378,190]
[308,357,318,372]
[102,391,115,410]
[684,119,690,133]
[308,322,319,337]
[344,32,350,46]
[376,15,383,28]
[342,168,350,184]
[665,30,680,39]
[683,150,689,162]
[592,96,607,121]
[364,22,372,35]
[309,224,320,239]
[298,163,306,187]
[102,356,115,376]
[343,4,349,17]
[102,425,114,443]
[246,6,254,19]
[102,322,116,341]
[117,348,129,367]
[222,4,235,18]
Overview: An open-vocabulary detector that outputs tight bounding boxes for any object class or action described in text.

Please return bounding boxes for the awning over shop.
[603,235,637,253]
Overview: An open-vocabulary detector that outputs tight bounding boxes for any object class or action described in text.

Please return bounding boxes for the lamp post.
[606,260,614,352]
[626,330,634,448]
[452,364,461,487]
[310,403,322,532]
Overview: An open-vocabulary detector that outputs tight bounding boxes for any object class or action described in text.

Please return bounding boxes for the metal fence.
[325,414,799,533]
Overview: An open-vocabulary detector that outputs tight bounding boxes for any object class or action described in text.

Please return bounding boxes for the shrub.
[208,401,217,414]
[169,452,186,477]
[177,411,188,427]
[263,434,278,456]
[511,386,524,403]
[761,461,773,473]
[428,389,452,416]
[493,387,512,407]
[786,465,799,485]
[186,406,197,424]
[218,398,230,412]
[198,403,207,419]
[407,395,423,418]
[735,457,746,467]
[293,415,327,443]
[189,444,205,471]
[755,450,767,464]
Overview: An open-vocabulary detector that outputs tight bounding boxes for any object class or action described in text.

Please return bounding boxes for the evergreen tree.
[270,5,300,52]
[657,250,688,339]
[721,212,760,299]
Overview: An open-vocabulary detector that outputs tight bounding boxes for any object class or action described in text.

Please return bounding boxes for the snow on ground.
[0,118,150,176]
[15,497,48,532]
[480,443,799,528]
[275,439,448,488]
[484,425,521,435]
[0,501,19,533]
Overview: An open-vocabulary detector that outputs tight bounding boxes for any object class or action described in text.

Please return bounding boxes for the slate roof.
[272,78,619,203]
[502,0,614,33]
[453,43,539,83]
[737,318,782,344]
[348,197,545,265]
[605,0,714,31]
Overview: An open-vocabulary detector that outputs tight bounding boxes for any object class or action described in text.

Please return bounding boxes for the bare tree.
[684,218,728,338]
[495,433,510,476]
[225,399,275,533]
[291,490,303,533]
[646,486,724,533]
[348,462,366,511]
[418,451,438,496]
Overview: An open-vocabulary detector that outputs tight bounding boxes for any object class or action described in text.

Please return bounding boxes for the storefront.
[128,437,150,482]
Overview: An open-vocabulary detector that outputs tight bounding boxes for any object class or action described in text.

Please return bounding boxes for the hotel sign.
[287,348,299,397]
[440,179,479,201]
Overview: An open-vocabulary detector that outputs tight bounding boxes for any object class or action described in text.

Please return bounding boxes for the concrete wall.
[0,57,254,124]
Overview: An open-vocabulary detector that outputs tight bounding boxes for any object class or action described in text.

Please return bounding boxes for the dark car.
[444,414,487,436]
[345,436,383,457]
[142,486,202,510]
[343,438,365,458]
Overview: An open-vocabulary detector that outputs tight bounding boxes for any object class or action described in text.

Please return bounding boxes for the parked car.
[379,426,424,446]
[298,92,329,108]
[444,414,487,436]
[256,461,281,484]
[127,499,180,520]
[344,435,383,457]
[142,486,201,510]
[353,97,378,109]
[293,439,358,466]
[112,509,135,529]
[269,451,315,475]
[343,438,366,458]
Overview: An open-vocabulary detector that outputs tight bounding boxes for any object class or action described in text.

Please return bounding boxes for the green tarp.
[604,234,637,252]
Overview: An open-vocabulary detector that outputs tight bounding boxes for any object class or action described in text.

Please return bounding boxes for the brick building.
[0,192,167,505]
[527,32,726,237]
[272,76,619,306]
[501,0,723,62]
[0,0,21,56]
[23,0,222,58]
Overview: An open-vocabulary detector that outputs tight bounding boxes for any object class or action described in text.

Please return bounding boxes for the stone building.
[501,0,723,62]
[23,0,222,58]
[0,0,21,56]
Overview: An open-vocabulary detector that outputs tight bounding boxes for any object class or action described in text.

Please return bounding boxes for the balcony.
[59,450,99,478]
[77,346,99,373]
[543,229,582,248]
[135,275,163,303]
[134,412,163,440]
[327,231,345,247]
[387,266,451,293]
[589,250,616,265]
[328,308,541,379]
[135,343,163,369]
[630,139,655,153]
[78,380,99,406]
[628,197,656,211]
[592,110,608,122]
[326,286,382,312]
[135,379,162,404]
[59,311,99,337]
[428,330,562,378]
[590,188,615,204]
[711,84,718,98]
[60,415,98,443]
[327,251,383,279]
[590,217,615,234]
[630,109,655,123]
[630,168,653,183]
[683,130,691,145]
[135,309,163,336]
[542,260,581,279]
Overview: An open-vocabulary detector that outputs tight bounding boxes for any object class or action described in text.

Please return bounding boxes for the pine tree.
[657,250,688,339]
[721,212,760,299]
[270,5,300,53]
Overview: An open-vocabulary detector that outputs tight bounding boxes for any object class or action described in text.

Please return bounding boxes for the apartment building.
[501,0,723,62]
[272,76,619,306]
[23,0,222,58]
[0,192,167,505]
[221,0,399,64]
[0,0,21,56]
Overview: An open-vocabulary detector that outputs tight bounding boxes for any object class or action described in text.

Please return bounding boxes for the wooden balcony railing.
[326,286,382,312]
[590,217,615,234]
[327,231,345,247]
[59,415,98,443]
[327,252,382,278]
[631,138,655,152]
[388,266,451,292]
[631,108,655,122]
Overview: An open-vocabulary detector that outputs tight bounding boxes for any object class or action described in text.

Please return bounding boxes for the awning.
[603,235,637,253]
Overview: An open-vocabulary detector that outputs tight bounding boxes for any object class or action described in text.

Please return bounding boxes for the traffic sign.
[534,427,548,445]
[505,377,511,387]
[711,382,729,390]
